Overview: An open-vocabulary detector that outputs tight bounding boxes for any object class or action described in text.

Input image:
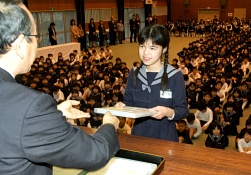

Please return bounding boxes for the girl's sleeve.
[171,71,189,120]
[123,69,135,106]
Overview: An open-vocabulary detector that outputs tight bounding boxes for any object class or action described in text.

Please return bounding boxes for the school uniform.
[222,110,238,135]
[123,65,188,142]
[205,134,229,149]
[177,129,193,144]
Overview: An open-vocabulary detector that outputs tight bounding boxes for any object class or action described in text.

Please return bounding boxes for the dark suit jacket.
[0,68,119,174]
[48,27,57,44]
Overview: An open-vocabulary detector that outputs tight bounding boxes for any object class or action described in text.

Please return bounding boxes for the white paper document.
[87,157,157,175]
[94,106,155,118]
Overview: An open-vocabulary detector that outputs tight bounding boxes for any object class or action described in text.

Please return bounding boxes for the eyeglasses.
[25,34,43,43]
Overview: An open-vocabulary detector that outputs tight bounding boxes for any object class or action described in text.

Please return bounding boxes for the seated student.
[205,121,229,150]
[67,83,83,100]
[195,78,205,101]
[178,61,189,75]
[184,74,194,88]
[171,58,179,69]
[195,100,213,133]
[88,85,102,106]
[113,84,123,102]
[176,120,193,144]
[232,88,243,117]
[198,61,210,74]
[237,129,251,153]
[236,118,251,149]
[189,67,201,82]
[86,96,103,128]
[51,85,65,104]
[215,81,225,103]
[185,113,202,139]
[222,101,239,136]
[102,81,113,102]
[226,94,242,122]
[202,92,215,111]
[201,72,213,93]
[105,45,113,60]
[98,47,106,59]
[240,81,251,109]
[220,75,229,95]
[190,55,198,69]
[211,87,221,111]
[117,117,131,134]
[184,57,193,72]
[186,82,198,109]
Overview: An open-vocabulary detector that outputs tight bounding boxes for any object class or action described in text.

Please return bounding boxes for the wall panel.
[170,0,251,21]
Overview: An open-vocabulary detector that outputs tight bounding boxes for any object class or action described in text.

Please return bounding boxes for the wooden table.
[79,126,250,175]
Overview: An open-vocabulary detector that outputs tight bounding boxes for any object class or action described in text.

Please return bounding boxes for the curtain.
[75,0,86,49]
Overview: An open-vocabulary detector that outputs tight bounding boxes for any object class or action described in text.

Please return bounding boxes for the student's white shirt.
[241,62,250,72]
[238,138,251,153]
[189,72,201,81]
[53,90,65,102]
[98,80,105,91]
[195,107,213,127]
[94,54,101,61]
[196,57,205,64]
[217,89,225,102]
[178,67,189,75]
[221,82,229,94]
[190,60,198,68]
[99,52,106,58]
[185,76,195,86]
[117,123,131,134]
[185,118,202,138]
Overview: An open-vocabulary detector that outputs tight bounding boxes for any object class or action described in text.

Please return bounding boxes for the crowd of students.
[173,27,251,153]
[17,26,251,153]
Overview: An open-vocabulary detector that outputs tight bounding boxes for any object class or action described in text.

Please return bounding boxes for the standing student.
[0,1,119,174]
[123,24,188,142]
[98,20,106,47]
[48,22,57,45]
[88,18,96,47]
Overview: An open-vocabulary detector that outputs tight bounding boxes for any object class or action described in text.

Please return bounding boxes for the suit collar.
[0,67,16,83]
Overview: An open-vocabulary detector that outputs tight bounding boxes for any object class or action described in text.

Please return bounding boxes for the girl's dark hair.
[232,87,241,95]
[209,121,222,135]
[133,24,170,92]
[245,118,251,127]
[70,19,75,26]
[245,129,251,135]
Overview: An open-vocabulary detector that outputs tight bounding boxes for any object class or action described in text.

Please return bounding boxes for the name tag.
[160,90,172,99]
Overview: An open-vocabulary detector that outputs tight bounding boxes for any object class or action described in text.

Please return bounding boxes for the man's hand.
[102,111,119,129]
[57,100,90,119]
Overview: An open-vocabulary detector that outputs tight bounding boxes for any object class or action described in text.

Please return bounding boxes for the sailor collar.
[137,64,178,93]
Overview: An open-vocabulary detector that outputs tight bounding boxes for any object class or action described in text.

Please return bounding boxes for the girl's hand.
[150,106,174,120]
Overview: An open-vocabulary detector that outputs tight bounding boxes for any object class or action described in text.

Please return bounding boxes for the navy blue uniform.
[123,65,188,142]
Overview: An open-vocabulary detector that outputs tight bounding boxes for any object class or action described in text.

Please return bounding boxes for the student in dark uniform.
[48,22,57,45]
[122,24,188,142]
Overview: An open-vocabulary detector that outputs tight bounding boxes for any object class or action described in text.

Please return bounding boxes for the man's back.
[0,68,119,174]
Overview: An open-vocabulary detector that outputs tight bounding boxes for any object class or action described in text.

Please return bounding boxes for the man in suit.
[129,14,137,43]
[0,1,120,174]
[108,16,117,45]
